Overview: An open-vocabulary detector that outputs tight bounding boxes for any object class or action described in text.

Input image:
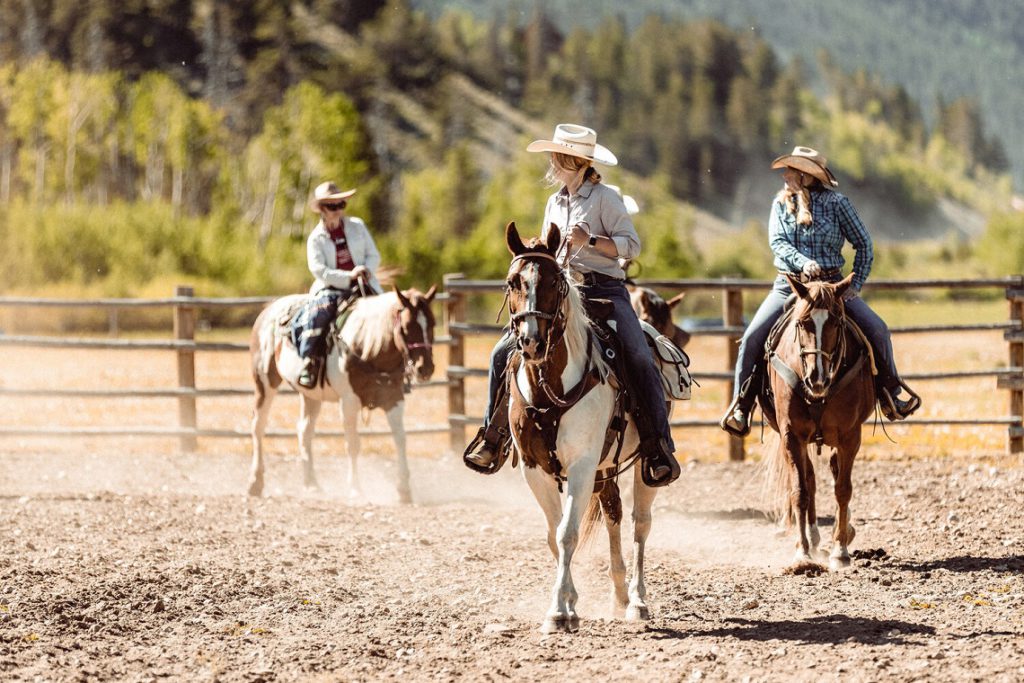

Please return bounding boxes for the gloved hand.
[842,286,860,301]
[351,265,369,281]
[801,260,822,278]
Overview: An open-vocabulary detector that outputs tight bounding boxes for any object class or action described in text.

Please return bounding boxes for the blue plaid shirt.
[768,189,873,291]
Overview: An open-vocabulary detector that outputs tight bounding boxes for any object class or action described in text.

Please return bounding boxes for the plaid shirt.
[768,189,873,291]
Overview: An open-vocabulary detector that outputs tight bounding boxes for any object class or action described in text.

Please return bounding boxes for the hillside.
[414,0,1024,190]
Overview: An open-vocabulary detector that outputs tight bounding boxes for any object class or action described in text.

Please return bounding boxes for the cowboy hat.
[308,180,357,213]
[526,123,618,166]
[771,146,839,188]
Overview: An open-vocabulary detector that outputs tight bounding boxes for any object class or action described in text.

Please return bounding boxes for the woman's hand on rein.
[568,223,591,249]
[801,260,822,278]
[842,286,860,301]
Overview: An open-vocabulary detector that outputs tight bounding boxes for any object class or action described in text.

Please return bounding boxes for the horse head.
[393,284,437,382]
[505,222,567,361]
[630,287,691,349]
[783,272,856,400]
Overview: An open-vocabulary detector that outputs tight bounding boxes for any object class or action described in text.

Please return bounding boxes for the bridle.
[792,302,848,397]
[393,306,433,375]
[507,251,570,364]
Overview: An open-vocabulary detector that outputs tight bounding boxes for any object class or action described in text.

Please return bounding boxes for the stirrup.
[297,358,318,388]
[640,438,680,488]
[878,385,921,421]
[463,427,507,475]
[719,396,752,437]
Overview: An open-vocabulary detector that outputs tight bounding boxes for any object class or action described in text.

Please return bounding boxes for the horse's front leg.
[542,460,597,634]
[248,384,277,497]
[806,446,822,557]
[297,395,322,491]
[523,465,561,560]
[627,463,658,621]
[829,432,859,570]
[782,430,814,564]
[340,393,362,498]
[384,402,411,504]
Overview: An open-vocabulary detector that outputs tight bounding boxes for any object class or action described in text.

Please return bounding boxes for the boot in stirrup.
[719,374,759,437]
[640,436,680,488]
[297,357,319,389]
[463,386,511,475]
[878,380,921,421]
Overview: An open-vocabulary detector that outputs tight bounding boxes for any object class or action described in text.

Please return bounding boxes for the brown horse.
[248,286,436,502]
[761,273,875,569]
[630,286,691,349]
[503,221,664,633]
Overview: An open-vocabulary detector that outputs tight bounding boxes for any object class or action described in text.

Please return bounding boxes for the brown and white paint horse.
[504,221,660,633]
[762,273,874,570]
[248,286,436,503]
[630,286,690,349]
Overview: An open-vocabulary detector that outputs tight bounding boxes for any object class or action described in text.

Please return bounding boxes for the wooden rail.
[0,287,451,450]
[443,275,1024,459]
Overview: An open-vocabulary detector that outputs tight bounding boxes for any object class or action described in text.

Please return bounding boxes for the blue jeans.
[731,275,899,401]
[292,288,351,360]
[485,280,674,450]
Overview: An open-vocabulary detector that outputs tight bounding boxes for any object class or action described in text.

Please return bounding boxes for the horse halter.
[794,304,848,396]
[507,251,569,361]
[392,305,434,377]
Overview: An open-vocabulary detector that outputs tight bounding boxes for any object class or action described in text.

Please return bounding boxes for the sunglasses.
[321,201,347,211]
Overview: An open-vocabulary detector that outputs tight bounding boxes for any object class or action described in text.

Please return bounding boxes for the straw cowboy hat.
[526,123,618,166]
[308,180,357,213]
[771,146,839,188]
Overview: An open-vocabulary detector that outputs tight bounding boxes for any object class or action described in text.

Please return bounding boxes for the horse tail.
[579,480,622,546]
[759,432,793,527]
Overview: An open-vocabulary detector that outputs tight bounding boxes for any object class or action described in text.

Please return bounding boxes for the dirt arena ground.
[1,330,1022,681]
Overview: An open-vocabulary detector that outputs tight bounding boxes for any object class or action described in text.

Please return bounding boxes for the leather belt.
[782,268,842,283]
[580,271,623,286]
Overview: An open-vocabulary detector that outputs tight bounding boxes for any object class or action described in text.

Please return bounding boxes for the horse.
[503,221,661,633]
[760,273,875,570]
[248,285,437,503]
[629,286,691,349]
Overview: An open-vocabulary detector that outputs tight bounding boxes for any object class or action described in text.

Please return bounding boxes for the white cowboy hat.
[308,180,357,213]
[605,184,640,215]
[771,146,839,188]
[526,123,618,166]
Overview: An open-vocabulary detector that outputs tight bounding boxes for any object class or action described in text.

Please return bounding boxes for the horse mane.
[795,281,843,319]
[561,269,610,380]
[341,291,398,358]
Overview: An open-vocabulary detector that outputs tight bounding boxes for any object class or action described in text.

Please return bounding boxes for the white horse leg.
[297,395,322,491]
[627,463,658,621]
[604,493,629,617]
[523,466,561,560]
[248,386,277,497]
[340,394,362,498]
[540,462,597,634]
[385,402,411,504]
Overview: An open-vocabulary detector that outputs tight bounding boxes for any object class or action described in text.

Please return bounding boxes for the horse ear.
[544,222,561,254]
[424,284,437,303]
[667,292,686,309]
[834,272,856,299]
[784,272,809,299]
[506,222,526,256]
[393,284,412,309]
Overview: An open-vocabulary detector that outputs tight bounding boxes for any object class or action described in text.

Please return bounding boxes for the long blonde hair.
[545,153,602,190]
[775,173,820,226]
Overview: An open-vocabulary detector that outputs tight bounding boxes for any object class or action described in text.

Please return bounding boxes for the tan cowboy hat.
[308,180,357,213]
[526,123,618,166]
[771,146,839,188]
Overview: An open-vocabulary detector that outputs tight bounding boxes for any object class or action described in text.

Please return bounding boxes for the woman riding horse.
[719,146,921,436]
[293,181,382,388]
[463,124,680,488]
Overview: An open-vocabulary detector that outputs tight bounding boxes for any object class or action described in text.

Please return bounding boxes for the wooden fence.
[2,276,1022,459]
[0,285,453,451]
[443,274,1024,459]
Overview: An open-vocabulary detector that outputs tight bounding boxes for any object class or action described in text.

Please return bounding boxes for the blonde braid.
[775,185,813,225]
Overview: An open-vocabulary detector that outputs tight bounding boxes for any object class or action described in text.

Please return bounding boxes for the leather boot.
[878,379,921,421]
[632,406,680,488]
[719,373,759,437]
[463,384,511,475]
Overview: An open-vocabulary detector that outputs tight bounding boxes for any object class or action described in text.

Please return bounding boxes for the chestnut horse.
[504,221,661,633]
[248,286,436,503]
[630,286,690,349]
[761,273,875,569]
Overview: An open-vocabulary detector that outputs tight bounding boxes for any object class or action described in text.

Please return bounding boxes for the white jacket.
[306,217,382,295]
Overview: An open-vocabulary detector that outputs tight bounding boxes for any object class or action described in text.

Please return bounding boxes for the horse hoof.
[829,552,852,571]
[247,480,264,497]
[540,614,579,634]
[398,488,413,505]
[626,604,650,621]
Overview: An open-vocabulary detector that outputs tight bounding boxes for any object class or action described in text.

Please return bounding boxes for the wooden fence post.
[174,285,197,452]
[724,286,745,461]
[445,274,466,455]
[1007,278,1024,454]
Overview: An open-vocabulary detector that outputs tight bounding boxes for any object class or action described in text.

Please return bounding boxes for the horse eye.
[507,276,519,289]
